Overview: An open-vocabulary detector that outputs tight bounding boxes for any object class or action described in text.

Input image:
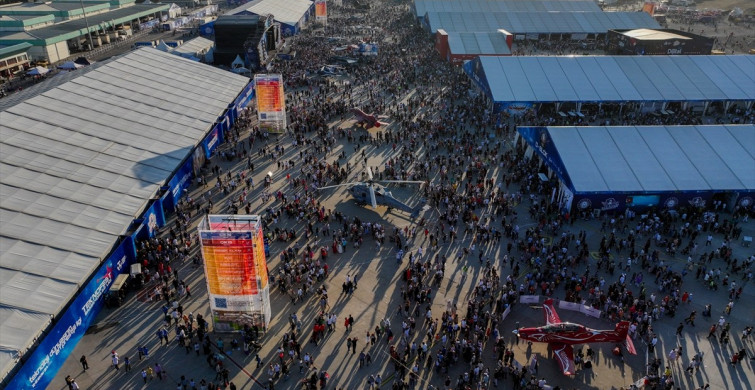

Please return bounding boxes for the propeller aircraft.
[513,298,637,376]
[350,107,389,129]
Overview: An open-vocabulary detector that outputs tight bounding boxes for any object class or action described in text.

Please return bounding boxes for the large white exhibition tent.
[538,125,755,193]
[0,47,249,381]
[228,0,313,28]
[467,55,755,104]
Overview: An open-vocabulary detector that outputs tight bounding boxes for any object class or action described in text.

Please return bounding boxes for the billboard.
[8,238,134,389]
[201,230,259,310]
[254,74,285,121]
[315,0,327,22]
[198,215,271,330]
[254,74,287,133]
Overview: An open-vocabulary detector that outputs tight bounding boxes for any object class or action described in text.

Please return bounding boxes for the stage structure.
[254,73,287,133]
[198,215,271,332]
[315,0,328,25]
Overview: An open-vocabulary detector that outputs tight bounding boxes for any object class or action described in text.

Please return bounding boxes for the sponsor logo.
[739,196,753,208]
[601,198,620,211]
[577,199,592,210]
[688,197,706,208]
[664,197,679,209]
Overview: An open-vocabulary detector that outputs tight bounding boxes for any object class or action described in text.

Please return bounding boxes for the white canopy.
[227,0,313,27]
[0,47,250,380]
[468,55,755,103]
[532,125,755,193]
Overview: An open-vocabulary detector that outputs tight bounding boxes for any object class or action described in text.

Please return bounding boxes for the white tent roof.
[172,36,215,57]
[426,11,660,34]
[227,0,313,26]
[414,0,601,18]
[537,125,755,193]
[447,31,512,55]
[0,47,249,380]
[471,55,755,103]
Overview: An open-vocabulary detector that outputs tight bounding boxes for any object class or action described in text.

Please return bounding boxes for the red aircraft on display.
[351,107,389,129]
[514,298,637,376]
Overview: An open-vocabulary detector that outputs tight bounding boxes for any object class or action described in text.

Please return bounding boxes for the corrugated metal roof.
[426,11,661,34]
[172,36,214,56]
[227,0,312,27]
[466,55,755,103]
[414,0,601,18]
[0,47,249,379]
[0,4,168,43]
[447,31,511,55]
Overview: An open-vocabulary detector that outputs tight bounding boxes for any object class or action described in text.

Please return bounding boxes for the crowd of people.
[72,1,754,390]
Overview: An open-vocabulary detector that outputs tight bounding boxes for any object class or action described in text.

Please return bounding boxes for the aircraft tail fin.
[615,321,630,338]
[615,321,637,355]
[410,199,427,218]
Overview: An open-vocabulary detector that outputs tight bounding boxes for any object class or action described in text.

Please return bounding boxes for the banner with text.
[519,295,540,304]
[200,230,259,311]
[315,0,327,23]
[254,73,286,133]
[8,238,134,389]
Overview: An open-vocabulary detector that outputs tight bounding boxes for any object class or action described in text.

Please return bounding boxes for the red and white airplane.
[514,298,637,376]
[351,107,389,129]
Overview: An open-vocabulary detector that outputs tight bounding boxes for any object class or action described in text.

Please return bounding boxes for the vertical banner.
[166,157,194,213]
[201,230,259,310]
[254,73,287,133]
[315,0,327,24]
[202,124,222,159]
[8,238,134,389]
[234,81,256,112]
[142,199,166,239]
[198,215,271,331]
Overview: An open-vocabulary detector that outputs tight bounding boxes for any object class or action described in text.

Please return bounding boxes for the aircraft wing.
[551,343,576,376]
[542,298,561,325]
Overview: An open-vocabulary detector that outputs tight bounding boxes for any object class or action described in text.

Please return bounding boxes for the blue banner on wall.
[8,237,135,389]
[462,57,492,102]
[234,81,255,113]
[165,157,194,213]
[202,124,223,159]
[141,199,166,239]
[518,127,572,190]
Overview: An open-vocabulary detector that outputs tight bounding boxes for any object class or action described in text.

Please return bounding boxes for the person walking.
[676,323,684,336]
[707,324,717,339]
[111,352,119,371]
[79,355,88,371]
[684,311,696,326]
